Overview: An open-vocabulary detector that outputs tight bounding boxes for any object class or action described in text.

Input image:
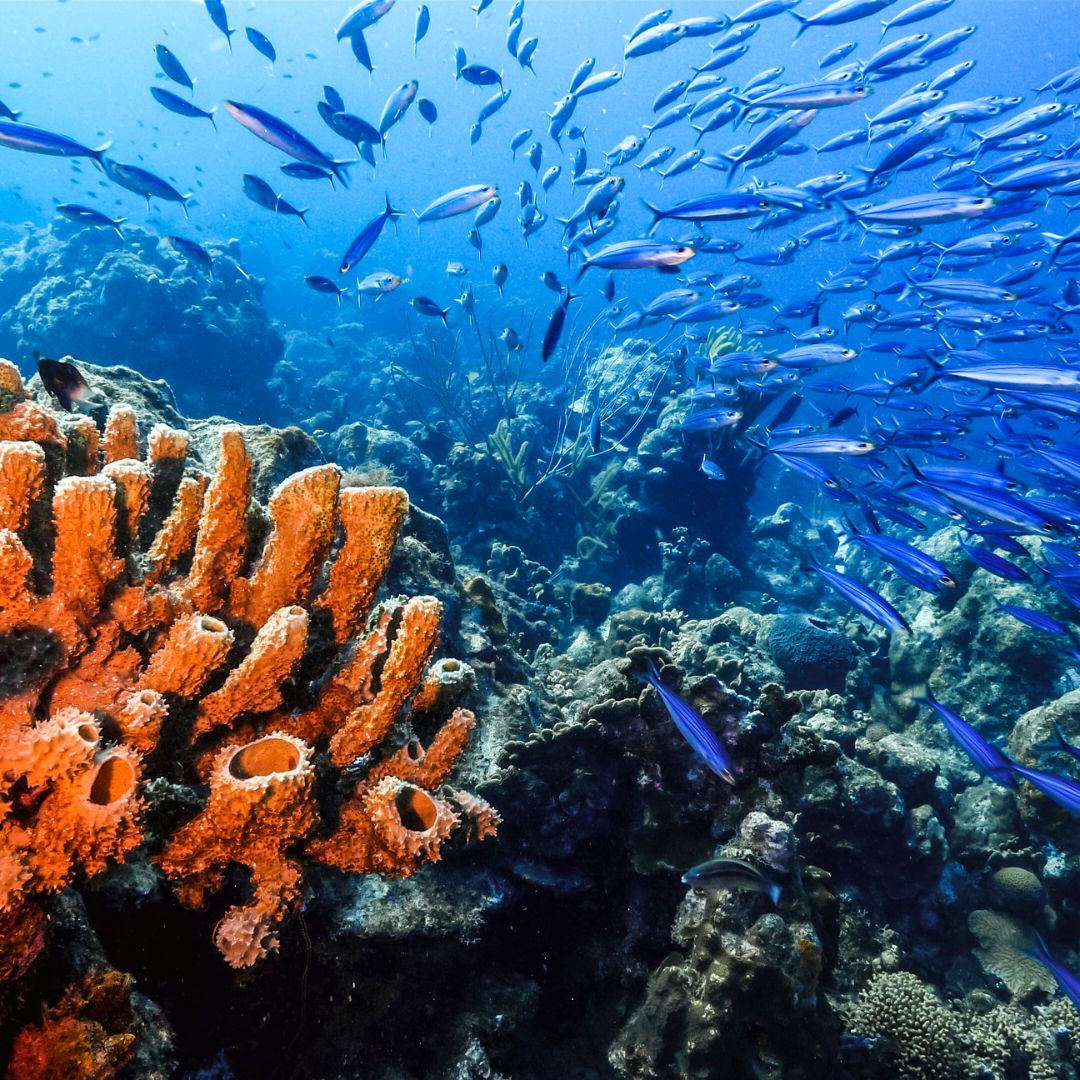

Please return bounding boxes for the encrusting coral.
[0,358,497,969]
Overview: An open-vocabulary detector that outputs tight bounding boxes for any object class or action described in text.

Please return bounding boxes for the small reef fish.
[35,356,95,413]
[225,101,351,186]
[411,295,449,325]
[305,275,349,303]
[167,235,214,276]
[104,159,191,215]
[416,184,498,224]
[0,119,109,164]
[681,857,783,904]
[356,270,404,301]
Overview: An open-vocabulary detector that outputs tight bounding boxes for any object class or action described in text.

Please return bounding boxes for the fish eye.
[942,576,957,588]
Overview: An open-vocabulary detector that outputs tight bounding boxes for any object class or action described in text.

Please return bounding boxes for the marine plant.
[0,357,497,971]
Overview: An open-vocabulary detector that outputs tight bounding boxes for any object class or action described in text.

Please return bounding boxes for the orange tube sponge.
[138,613,234,698]
[0,380,496,967]
[329,595,442,767]
[101,404,139,464]
[49,475,124,635]
[308,777,459,878]
[283,608,392,745]
[144,474,203,585]
[156,733,316,967]
[64,415,101,476]
[0,529,36,632]
[366,708,476,789]
[194,605,309,737]
[103,459,151,545]
[180,427,251,613]
[316,486,409,644]
[230,465,341,627]
[147,423,190,464]
[0,441,46,532]
[1,711,142,910]
[114,689,168,755]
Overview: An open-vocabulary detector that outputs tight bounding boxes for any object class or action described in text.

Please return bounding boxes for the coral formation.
[0,358,496,971]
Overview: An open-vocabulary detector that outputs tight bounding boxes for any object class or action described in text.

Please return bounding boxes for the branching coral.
[0,358,498,969]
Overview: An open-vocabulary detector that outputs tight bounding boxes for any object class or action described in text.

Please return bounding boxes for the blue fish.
[810,562,911,634]
[1023,936,1080,1011]
[1010,759,1080,816]
[340,195,402,273]
[639,660,736,784]
[1046,723,1080,766]
[920,694,1017,788]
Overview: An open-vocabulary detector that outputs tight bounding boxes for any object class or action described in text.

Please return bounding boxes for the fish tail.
[331,159,356,189]
[90,140,113,170]
[767,882,782,906]
[790,11,809,43]
[298,208,310,228]
[226,28,234,52]
[209,108,218,132]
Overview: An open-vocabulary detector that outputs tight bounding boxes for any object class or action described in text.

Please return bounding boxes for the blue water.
[1,0,1075,347]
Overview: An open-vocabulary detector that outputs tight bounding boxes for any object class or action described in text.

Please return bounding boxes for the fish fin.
[90,141,113,170]
[767,882,783,906]
[790,11,810,42]
[641,198,664,236]
[298,208,310,228]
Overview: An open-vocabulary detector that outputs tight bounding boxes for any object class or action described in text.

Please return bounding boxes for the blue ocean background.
[1,0,1075,361]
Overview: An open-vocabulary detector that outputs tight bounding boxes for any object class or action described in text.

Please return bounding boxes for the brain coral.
[768,614,856,692]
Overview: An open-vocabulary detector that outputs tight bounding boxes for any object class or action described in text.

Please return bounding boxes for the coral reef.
[0,224,283,421]
[0,357,496,977]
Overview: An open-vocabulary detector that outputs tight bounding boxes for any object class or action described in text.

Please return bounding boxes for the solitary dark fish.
[167,235,214,277]
[411,295,449,325]
[305,275,348,303]
[242,173,308,225]
[541,290,577,362]
[36,356,93,413]
[350,30,374,73]
[681,856,783,904]
[245,27,277,63]
[281,162,335,187]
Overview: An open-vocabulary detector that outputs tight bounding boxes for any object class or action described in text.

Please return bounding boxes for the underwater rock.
[0,224,283,422]
[187,417,324,502]
[768,613,857,692]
